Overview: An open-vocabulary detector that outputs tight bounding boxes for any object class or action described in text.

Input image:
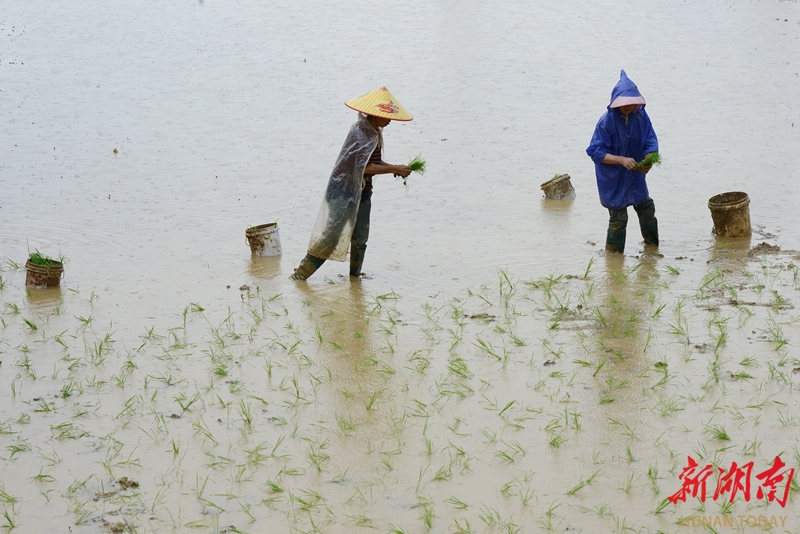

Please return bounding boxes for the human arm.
[586,113,626,166]
[365,161,411,178]
[601,153,638,170]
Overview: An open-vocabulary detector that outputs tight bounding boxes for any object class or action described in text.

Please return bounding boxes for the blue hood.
[608,70,645,109]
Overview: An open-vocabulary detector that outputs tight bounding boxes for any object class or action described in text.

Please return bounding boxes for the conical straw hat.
[345,87,413,121]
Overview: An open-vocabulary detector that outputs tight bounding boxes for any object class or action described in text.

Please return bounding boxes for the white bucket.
[245,223,282,256]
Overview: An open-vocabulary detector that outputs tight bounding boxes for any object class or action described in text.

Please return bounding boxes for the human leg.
[290,254,326,280]
[349,197,371,276]
[606,207,628,253]
[633,198,659,246]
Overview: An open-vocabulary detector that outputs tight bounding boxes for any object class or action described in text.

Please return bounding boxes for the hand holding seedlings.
[391,165,412,178]
[633,152,662,173]
[400,155,427,185]
[614,156,638,170]
[408,155,426,175]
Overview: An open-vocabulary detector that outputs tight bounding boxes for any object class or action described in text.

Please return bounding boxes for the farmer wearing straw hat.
[291,87,413,280]
[586,70,659,253]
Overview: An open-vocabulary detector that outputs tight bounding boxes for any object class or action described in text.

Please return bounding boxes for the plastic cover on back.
[307,114,380,261]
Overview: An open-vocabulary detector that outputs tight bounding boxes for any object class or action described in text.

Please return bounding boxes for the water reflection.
[587,252,663,447]
[294,279,379,384]
[594,251,660,358]
[539,197,575,213]
[710,234,753,261]
[293,281,405,477]
[25,287,63,308]
[246,255,283,280]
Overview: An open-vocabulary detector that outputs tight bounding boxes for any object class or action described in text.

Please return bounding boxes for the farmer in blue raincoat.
[586,70,659,253]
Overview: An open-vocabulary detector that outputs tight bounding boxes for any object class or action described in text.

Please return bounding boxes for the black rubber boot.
[349,245,366,277]
[605,208,628,253]
[290,254,325,280]
[634,198,659,246]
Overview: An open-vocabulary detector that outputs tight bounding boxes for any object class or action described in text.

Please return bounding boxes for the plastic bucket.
[25,260,64,288]
[246,223,282,256]
[540,174,576,199]
[708,191,751,238]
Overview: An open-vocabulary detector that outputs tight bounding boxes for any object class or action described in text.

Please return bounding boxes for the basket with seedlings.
[25,250,65,288]
[633,152,662,172]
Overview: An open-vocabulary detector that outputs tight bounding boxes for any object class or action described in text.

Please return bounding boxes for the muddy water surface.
[1,1,800,532]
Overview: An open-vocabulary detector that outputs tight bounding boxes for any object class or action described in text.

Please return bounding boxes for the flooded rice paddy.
[2,0,800,532]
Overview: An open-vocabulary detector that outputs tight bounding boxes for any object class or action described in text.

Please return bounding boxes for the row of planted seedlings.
[0,254,798,533]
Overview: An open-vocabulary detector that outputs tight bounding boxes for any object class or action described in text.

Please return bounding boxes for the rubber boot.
[605,208,628,253]
[634,198,659,246]
[350,197,371,277]
[290,254,325,281]
[350,245,366,277]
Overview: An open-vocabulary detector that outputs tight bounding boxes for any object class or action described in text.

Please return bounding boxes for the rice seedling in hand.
[408,155,427,175]
[633,152,662,171]
[401,154,427,186]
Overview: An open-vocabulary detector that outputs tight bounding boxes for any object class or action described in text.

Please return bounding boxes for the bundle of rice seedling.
[408,155,427,175]
[27,250,61,267]
[633,152,662,171]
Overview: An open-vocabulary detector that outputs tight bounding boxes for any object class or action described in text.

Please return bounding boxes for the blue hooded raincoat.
[586,70,658,210]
